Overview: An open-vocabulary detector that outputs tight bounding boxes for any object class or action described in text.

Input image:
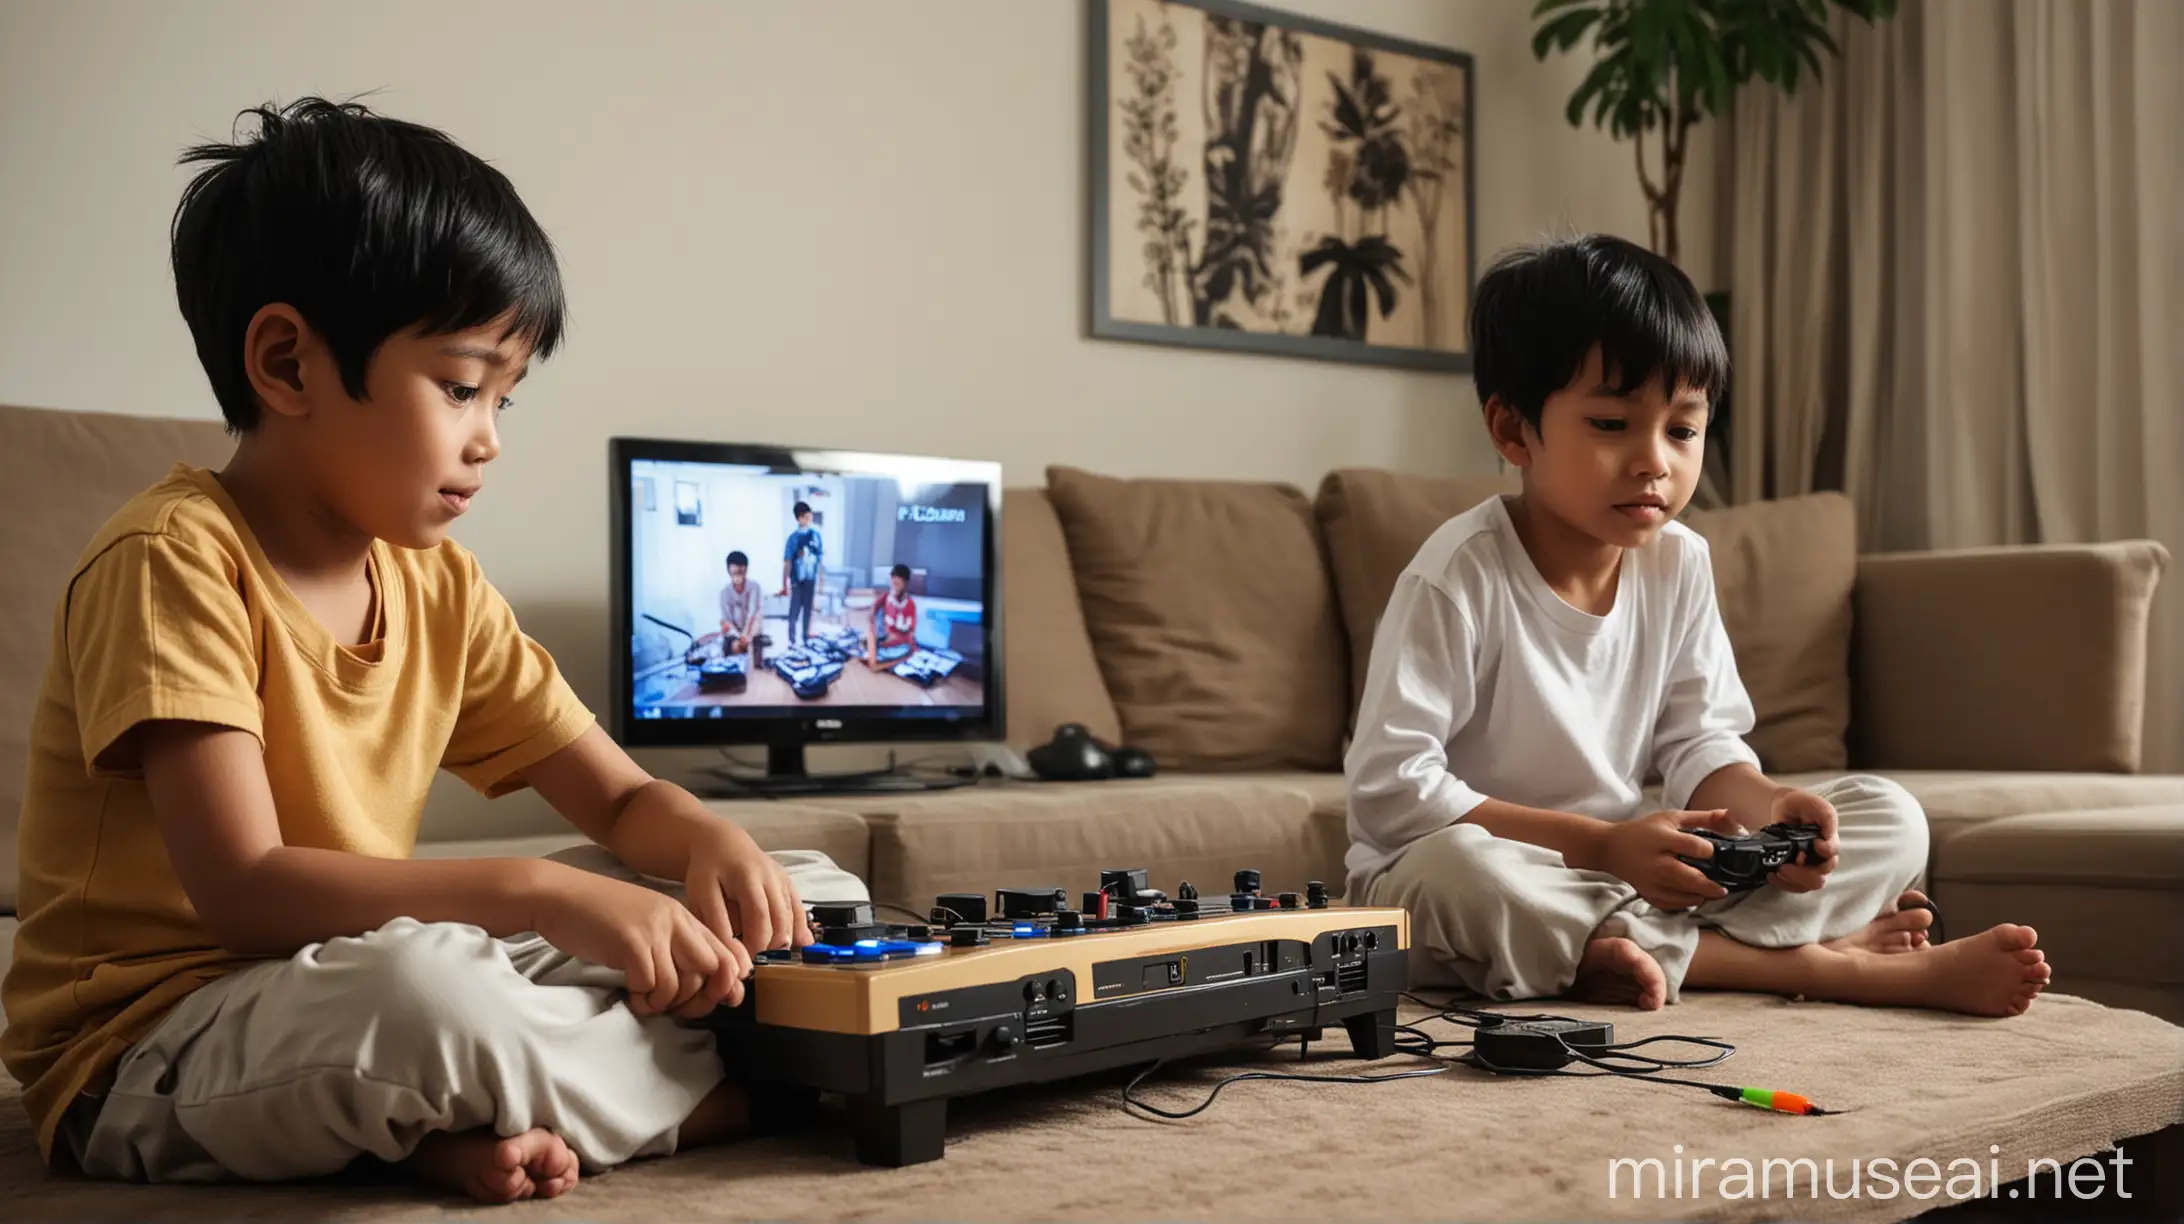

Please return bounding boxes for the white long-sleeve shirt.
[1343,494,1761,890]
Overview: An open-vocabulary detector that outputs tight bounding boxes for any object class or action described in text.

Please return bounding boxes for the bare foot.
[1857,923,2051,1016]
[403,1127,579,1204]
[1569,937,1667,1010]
[1825,889,1935,955]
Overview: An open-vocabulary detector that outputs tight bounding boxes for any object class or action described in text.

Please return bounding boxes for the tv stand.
[691,743,971,798]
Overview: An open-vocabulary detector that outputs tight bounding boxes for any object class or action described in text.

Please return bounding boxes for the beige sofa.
[4,401,2183,1220]
[19,403,2175,1018]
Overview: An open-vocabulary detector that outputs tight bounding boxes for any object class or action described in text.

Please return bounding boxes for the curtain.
[1725,0,2183,771]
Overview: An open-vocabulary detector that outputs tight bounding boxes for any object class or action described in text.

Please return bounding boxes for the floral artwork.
[1093,0,1474,370]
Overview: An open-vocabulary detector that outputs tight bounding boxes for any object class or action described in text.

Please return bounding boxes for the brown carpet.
[4,992,2180,1223]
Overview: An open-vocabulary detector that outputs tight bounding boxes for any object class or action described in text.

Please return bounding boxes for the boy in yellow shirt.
[1,97,864,1202]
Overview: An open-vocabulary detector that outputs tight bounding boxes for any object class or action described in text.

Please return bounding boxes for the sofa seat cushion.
[1044,467,1349,773]
[411,801,872,884]
[1930,806,2184,1024]
[817,777,1348,912]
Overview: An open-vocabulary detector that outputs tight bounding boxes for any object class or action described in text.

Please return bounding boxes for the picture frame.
[1090,0,1476,372]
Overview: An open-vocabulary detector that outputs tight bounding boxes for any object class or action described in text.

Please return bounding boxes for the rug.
[4,992,2180,1223]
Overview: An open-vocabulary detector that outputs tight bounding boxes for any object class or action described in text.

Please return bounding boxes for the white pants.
[65,846,866,1182]
[1361,775,1930,1004]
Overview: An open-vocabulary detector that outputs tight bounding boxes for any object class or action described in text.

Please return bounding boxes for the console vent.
[1336,960,1368,995]
[1026,1013,1074,1050]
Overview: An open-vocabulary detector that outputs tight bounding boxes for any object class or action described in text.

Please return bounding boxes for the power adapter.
[1470,1018,1615,1071]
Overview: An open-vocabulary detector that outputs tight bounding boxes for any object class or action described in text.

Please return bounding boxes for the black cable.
[1120,1038,1448,1121]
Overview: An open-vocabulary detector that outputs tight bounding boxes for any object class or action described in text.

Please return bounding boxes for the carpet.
[4,992,2180,1223]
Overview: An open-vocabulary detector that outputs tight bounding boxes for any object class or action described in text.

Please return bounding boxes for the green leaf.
[1531,8,1602,59]
[1566,52,1622,129]
[1530,0,1599,15]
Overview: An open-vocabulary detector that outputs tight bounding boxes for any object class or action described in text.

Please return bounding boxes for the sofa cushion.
[0,404,234,911]
[1044,467,1348,772]
[1930,806,2184,1023]
[1681,492,1857,773]
[1313,468,1520,717]
[1000,488,1122,748]
[823,777,1349,911]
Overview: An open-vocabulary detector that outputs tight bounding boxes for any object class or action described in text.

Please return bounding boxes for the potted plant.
[1530,0,1899,266]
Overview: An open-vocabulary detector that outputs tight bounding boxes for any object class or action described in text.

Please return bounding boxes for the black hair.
[725,550,749,569]
[171,97,566,432]
[1469,233,1726,430]
[794,501,813,520]
[890,564,911,581]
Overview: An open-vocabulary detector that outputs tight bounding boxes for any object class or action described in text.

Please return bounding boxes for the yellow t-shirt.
[1,465,594,1163]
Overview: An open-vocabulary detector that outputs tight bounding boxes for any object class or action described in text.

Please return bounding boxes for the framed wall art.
[1091,0,1476,371]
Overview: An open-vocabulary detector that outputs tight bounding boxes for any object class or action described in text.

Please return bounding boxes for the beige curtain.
[1726,0,2183,772]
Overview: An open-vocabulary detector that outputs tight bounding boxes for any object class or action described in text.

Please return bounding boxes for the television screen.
[617,444,998,742]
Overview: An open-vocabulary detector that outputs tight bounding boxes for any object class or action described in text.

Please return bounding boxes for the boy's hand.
[534,866,751,1018]
[683,822,815,954]
[1599,809,1741,911]
[1765,786,1840,892]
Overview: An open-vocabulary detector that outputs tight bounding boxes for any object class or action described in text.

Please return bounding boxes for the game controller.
[1680,822,1823,891]
[1027,723,1158,781]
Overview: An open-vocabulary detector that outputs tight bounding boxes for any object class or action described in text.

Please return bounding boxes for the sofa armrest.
[1850,540,2169,772]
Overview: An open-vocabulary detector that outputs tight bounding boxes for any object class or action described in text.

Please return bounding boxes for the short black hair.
[1470,233,1726,430]
[172,97,566,431]
[794,502,813,520]
[725,550,749,569]
[890,564,911,581]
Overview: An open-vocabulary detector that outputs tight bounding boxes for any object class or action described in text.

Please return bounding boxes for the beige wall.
[0,0,1713,836]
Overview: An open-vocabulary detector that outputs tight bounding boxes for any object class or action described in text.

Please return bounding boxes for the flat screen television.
[609,437,1002,792]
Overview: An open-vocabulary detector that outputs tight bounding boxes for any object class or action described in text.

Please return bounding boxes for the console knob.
[1233,869,1261,895]
[1305,880,1329,909]
[1055,909,1084,932]
[1177,881,1198,902]
[1100,867,1150,899]
[997,888,1065,919]
[992,1021,1023,1049]
[1116,905,1150,925]
[810,902,873,928]
[1278,892,1301,909]
[935,893,988,925]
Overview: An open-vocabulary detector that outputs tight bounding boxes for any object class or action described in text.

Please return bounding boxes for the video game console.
[892,649,962,686]
[708,868,1402,1166]
[696,655,748,693]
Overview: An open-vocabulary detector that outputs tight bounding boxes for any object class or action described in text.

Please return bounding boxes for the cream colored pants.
[64,846,866,1182]
[1361,775,1930,1004]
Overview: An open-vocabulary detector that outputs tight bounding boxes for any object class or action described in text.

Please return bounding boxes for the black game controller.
[1026,723,1158,782]
[1680,822,1823,891]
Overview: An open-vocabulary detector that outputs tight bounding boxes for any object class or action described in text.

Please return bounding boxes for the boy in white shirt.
[1346,235,2051,1017]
